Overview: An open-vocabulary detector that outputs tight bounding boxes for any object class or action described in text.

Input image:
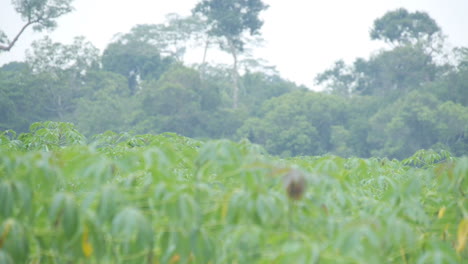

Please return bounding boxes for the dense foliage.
[0,122,467,263]
[1,5,467,159]
[2,3,467,263]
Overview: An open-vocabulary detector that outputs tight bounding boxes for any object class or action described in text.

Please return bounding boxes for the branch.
[0,20,36,51]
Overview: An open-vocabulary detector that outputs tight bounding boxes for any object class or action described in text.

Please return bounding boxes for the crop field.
[0,122,467,263]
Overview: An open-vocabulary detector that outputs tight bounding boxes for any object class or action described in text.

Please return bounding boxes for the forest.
[1,1,467,263]
[1,0,467,159]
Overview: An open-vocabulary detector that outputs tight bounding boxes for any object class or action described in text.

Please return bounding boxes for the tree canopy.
[193,0,268,51]
[370,8,441,45]
[193,0,269,108]
[0,5,467,159]
[0,0,74,51]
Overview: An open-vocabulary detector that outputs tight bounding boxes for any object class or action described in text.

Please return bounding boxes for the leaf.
[0,219,13,249]
[97,185,122,223]
[437,207,446,219]
[49,193,80,237]
[111,207,154,255]
[81,226,93,258]
[0,250,14,264]
[170,254,180,263]
[456,218,468,254]
[0,219,28,263]
[0,182,13,217]
[221,200,228,221]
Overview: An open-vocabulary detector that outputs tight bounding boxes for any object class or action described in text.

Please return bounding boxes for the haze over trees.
[1,2,467,159]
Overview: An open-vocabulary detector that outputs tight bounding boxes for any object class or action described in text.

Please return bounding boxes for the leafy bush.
[0,122,467,263]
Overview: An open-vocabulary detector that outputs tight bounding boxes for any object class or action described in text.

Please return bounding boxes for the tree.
[24,36,100,120]
[345,96,381,157]
[435,101,468,156]
[241,71,302,112]
[367,92,442,159]
[366,91,468,159]
[26,36,99,74]
[425,47,468,106]
[135,65,204,136]
[357,45,439,96]
[0,0,74,52]
[102,29,175,94]
[115,14,207,63]
[370,8,441,46]
[315,60,356,97]
[316,8,445,98]
[0,62,49,132]
[73,71,134,135]
[237,91,348,156]
[317,44,440,98]
[193,0,269,108]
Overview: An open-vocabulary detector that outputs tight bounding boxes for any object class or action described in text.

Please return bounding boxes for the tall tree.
[370,8,441,46]
[0,0,74,51]
[102,26,177,94]
[317,8,444,98]
[117,15,206,63]
[316,45,439,97]
[193,0,268,108]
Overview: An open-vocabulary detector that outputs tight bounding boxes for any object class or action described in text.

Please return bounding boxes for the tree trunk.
[228,39,239,109]
[0,20,36,51]
[200,37,210,82]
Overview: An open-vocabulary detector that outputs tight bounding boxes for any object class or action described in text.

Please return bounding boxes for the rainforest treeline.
[1,3,467,159]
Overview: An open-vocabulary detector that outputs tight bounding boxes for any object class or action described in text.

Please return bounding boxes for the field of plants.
[0,122,467,263]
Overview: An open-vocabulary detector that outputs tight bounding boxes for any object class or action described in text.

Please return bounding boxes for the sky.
[1,0,468,89]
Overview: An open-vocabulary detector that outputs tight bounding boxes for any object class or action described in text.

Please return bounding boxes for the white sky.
[1,0,468,89]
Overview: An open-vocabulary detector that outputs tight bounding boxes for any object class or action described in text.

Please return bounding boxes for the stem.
[228,39,239,109]
[200,37,209,81]
[288,199,295,238]
[0,20,36,51]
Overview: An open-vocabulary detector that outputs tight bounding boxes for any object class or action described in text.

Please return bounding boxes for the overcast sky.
[1,0,467,89]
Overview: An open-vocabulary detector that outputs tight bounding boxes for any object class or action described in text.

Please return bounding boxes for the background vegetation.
[1,1,467,159]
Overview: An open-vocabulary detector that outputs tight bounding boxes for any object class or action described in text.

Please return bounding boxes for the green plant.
[0,122,466,263]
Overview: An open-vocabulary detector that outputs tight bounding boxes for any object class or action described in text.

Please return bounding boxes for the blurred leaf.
[81,225,93,257]
[0,219,29,263]
[49,192,80,238]
[111,207,153,256]
[456,218,468,254]
[0,250,14,264]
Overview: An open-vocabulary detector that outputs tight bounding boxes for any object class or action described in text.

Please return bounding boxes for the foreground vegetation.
[0,122,467,263]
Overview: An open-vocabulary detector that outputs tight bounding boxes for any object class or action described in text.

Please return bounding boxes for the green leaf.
[0,182,13,217]
[49,193,80,238]
[96,185,122,223]
[0,250,14,264]
[111,207,154,256]
[0,219,29,263]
